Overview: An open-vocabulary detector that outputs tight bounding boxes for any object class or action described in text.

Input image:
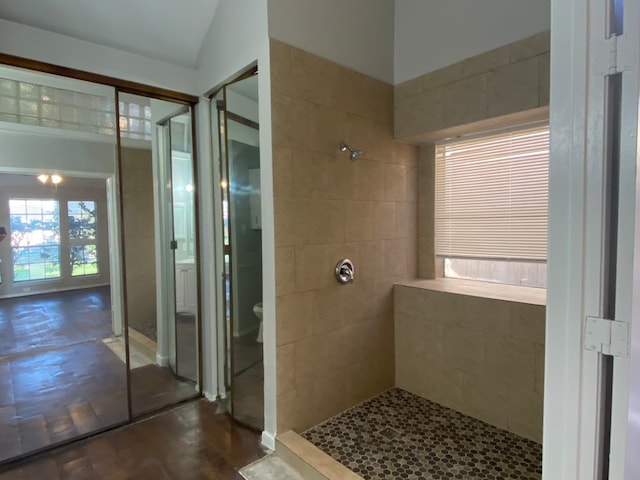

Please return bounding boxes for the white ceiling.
[0,0,220,68]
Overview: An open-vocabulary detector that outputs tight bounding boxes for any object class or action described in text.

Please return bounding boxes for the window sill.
[394,277,546,306]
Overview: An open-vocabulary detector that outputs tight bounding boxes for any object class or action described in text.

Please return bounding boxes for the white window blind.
[435,124,549,261]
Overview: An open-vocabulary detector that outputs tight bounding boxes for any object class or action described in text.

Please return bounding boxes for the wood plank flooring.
[0,288,200,463]
[0,399,265,480]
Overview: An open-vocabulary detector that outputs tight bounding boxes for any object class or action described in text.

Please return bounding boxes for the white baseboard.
[262,430,276,451]
[204,391,218,402]
[156,353,169,367]
[0,282,110,300]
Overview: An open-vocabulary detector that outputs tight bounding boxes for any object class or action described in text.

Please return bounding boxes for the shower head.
[339,142,363,160]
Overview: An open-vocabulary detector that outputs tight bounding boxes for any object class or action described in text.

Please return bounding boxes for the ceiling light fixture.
[51,175,62,185]
[37,174,49,184]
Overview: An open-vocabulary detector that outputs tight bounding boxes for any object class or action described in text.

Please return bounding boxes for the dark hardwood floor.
[0,399,265,480]
[0,287,201,463]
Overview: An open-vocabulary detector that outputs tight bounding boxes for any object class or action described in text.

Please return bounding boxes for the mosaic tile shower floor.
[302,388,542,480]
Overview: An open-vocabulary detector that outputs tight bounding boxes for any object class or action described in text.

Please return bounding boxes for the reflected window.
[0,78,115,135]
[9,199,61,282]
[118,100,152,141]
[68,201,98,276]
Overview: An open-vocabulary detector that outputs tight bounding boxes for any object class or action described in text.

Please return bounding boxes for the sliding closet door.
[0,66,127,463]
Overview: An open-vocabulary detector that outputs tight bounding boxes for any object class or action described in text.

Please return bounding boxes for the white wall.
[0,19,198,94]
[0,129,116,176]
[268,0,394,84]
[196,0,277,448]
[394,0,550,84]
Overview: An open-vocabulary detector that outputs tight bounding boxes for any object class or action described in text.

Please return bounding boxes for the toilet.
[253,302,263,343]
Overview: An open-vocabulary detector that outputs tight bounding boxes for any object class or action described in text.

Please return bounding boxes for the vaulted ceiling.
[0,0,220,68]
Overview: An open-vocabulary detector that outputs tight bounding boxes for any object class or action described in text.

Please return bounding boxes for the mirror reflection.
[213,73,263,430]
[0,65,202,464]
[119,94,199,417]
[0,68,128,461]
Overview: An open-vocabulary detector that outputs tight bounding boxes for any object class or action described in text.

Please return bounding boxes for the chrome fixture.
[335,259,355,284]
[339,142,363,160]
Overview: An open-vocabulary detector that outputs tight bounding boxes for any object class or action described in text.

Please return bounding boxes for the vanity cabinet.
[175,262,197,314]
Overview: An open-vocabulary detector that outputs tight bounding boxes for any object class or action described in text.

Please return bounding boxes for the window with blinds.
[435,124,550,287]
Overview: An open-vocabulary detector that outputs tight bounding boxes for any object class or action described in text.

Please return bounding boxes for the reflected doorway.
[119,94,201,418]
[212,71,264,430]
[0,173,127,462]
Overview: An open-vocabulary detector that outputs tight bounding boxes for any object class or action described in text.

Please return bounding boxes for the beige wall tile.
[309,103,348,154]
[294,244,331,292]
[304,199,346,244]
[460,296,510,335]
[291,150,330,199]
[459,371,509,429]
[276,291,317,346]
[275,247,296,296]
[485,335,535,393]
[356,160,386,201]
[442,325,485,375]
[330,67,392,122]
[271,93,315,150]
[345,201,373,242]
[460,46,510,78]
[507,388,543,442]
[384,238,409,276]
[406,234,418,278]
[393,142,420,167]
[272,41,419,434]
[372,201,396,240]
[288,46,340,106]
[325,153,360,201]
[358,240,385,280]
[395,87,445,139]
[394,286,426,318]
[443,74,488,127]
[396,202,417,240]
[509,302,546,345]
[487,57,540,118]
[316,282,368,334]
[395,286,544,442]
[396,353,424,392]
[396,76,424,99]
[395,32,549,142]
[534,343,545,395]
[424,291,465,325]
[384,163,408,202]
[277,343,296,395]
[406,165,418,205]
[274,198,302,247]
[422,63,464,91]
[270,39,291,97]
[346,113,394,163]
[273,147,293,199]
[418,236,435,279]
[509,31,550,63]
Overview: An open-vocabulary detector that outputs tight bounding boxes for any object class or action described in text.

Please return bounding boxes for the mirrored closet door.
[0,64,202,465]
[212,71,263,431]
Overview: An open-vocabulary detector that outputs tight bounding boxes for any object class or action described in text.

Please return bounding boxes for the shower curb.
[275,430,363,480]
